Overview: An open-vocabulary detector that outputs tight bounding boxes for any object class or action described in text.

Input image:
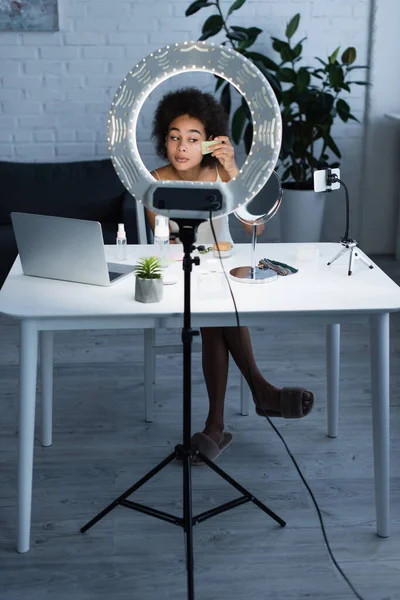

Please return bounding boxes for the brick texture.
[0,0,371,241]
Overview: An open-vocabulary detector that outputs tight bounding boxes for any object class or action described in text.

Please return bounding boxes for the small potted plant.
[134,256,163,303]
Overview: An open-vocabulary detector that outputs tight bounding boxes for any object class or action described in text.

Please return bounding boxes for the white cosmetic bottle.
[116,223,127,260]
[154,215,169,268]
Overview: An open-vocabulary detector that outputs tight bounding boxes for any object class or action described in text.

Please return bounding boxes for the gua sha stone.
[201,140,220,155]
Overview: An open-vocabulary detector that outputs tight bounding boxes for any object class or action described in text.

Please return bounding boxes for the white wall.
[0,0,371,245]
[359,0,400,255]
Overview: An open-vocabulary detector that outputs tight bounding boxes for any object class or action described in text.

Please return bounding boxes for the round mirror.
[230,171,282,284]
[234,171,282,224]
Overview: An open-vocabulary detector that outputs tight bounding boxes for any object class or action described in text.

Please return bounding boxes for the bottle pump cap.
[155,215,169,238]
[117,223,126,239]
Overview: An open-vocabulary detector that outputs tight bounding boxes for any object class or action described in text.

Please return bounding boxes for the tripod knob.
[193,257,200,266]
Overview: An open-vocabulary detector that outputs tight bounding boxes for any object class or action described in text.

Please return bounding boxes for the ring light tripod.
[81,41,285,600]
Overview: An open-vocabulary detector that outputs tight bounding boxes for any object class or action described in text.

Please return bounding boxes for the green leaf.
[136,256,162,279]
[304,151,318,168]
[199,14,223,40]
[241,95,251,119]
[185,0,213,17]
[278,67,296,83]
[341,47,356,65]
[293,37,306,59]
[280,166,292,182]
[214,75,225,91]
[227,0,247,17]
[315,57,327,67]
[237,37,258,51]
[229,27,262,49]
[244,51,279,71]
[271,37,284,52]
[329,46,340,64]
[326,135,341,158]
[220,82,231,117]
[328,64,344,89]
[347,65,369,71]
[231,106,248,145]
[285,13,300,39]
[281,125,294,159]
[349,81,369,85]
[227,31,248,41]
[280,44,296,63]
[231,26,262,36]
[296,68,310,92]
[336,98,350,122]
[243,122,253,154]
[347,113,359,122]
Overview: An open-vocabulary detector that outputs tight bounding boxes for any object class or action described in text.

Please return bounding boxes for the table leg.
[144,329,156,423]
[326,324,340,438]
[40,331,53,447]
[370,312,390,538]
[17,320,39,553]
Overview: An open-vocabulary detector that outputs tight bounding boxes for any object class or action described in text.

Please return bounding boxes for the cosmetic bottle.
[154,215,169,268]
[116,223,127,260]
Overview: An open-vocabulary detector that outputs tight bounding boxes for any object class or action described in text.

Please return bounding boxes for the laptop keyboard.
[108,271,122,282]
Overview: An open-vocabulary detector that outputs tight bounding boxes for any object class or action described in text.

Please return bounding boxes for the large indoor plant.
[185,1,368,240]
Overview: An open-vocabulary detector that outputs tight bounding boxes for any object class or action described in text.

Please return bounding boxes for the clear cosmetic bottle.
[154,215,169,268]
[116,223,127,260]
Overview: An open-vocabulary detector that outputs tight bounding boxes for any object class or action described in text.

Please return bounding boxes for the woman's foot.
[202,425,224,446]
[254,383,314,418]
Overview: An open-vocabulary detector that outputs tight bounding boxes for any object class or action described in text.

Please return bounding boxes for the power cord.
[207,211,365,600]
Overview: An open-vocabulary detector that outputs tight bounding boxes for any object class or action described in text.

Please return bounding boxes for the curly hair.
[151,87,228,167]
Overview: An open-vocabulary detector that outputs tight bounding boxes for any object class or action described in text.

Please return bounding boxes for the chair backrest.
[135,201,148,244]
[135,200,154,244]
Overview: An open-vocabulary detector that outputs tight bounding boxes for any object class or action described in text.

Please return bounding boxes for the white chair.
[38,200,249,446]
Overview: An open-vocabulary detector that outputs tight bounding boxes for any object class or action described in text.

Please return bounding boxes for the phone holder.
[313,168,373,276]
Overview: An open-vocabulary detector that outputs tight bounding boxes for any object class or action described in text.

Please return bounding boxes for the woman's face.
[165,114,207,171]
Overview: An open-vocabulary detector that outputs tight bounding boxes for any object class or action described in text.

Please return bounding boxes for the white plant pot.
[134,277,163,303]
[279,188,327,243]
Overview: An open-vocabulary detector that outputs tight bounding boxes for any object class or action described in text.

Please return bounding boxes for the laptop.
[11,212,136,286]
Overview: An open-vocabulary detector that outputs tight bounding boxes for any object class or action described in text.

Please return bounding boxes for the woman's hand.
[242,221,265,237]
[210,136,238,176]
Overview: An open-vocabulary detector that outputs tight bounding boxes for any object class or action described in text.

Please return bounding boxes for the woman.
[147,87,314,460]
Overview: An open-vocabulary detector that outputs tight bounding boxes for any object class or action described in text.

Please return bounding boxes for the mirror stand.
[229,221,278,283]
[229,171,283,284]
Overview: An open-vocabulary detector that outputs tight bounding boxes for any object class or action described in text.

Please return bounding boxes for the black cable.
[329,174,350,241]
[207,210,365,600]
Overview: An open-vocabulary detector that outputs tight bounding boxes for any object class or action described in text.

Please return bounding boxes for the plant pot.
[279,188,327,243]
[134,277,163,303]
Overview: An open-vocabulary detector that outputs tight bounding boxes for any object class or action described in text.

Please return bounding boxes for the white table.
[1,242,400,552]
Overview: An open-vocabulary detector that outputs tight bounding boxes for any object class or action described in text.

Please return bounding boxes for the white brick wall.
[0,0,371,243]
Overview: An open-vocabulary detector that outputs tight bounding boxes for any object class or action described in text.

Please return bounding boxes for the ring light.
[107,41,282,220]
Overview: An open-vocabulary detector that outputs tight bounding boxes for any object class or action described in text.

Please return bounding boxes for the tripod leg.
[348,247,355,276]
[183,452,195,600]
[356,252,374,270]
[81,450,177,533]
[196,451,286,527]
[327,245,348,266]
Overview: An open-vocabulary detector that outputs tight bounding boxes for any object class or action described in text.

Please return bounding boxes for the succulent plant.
[136,256,162,279]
